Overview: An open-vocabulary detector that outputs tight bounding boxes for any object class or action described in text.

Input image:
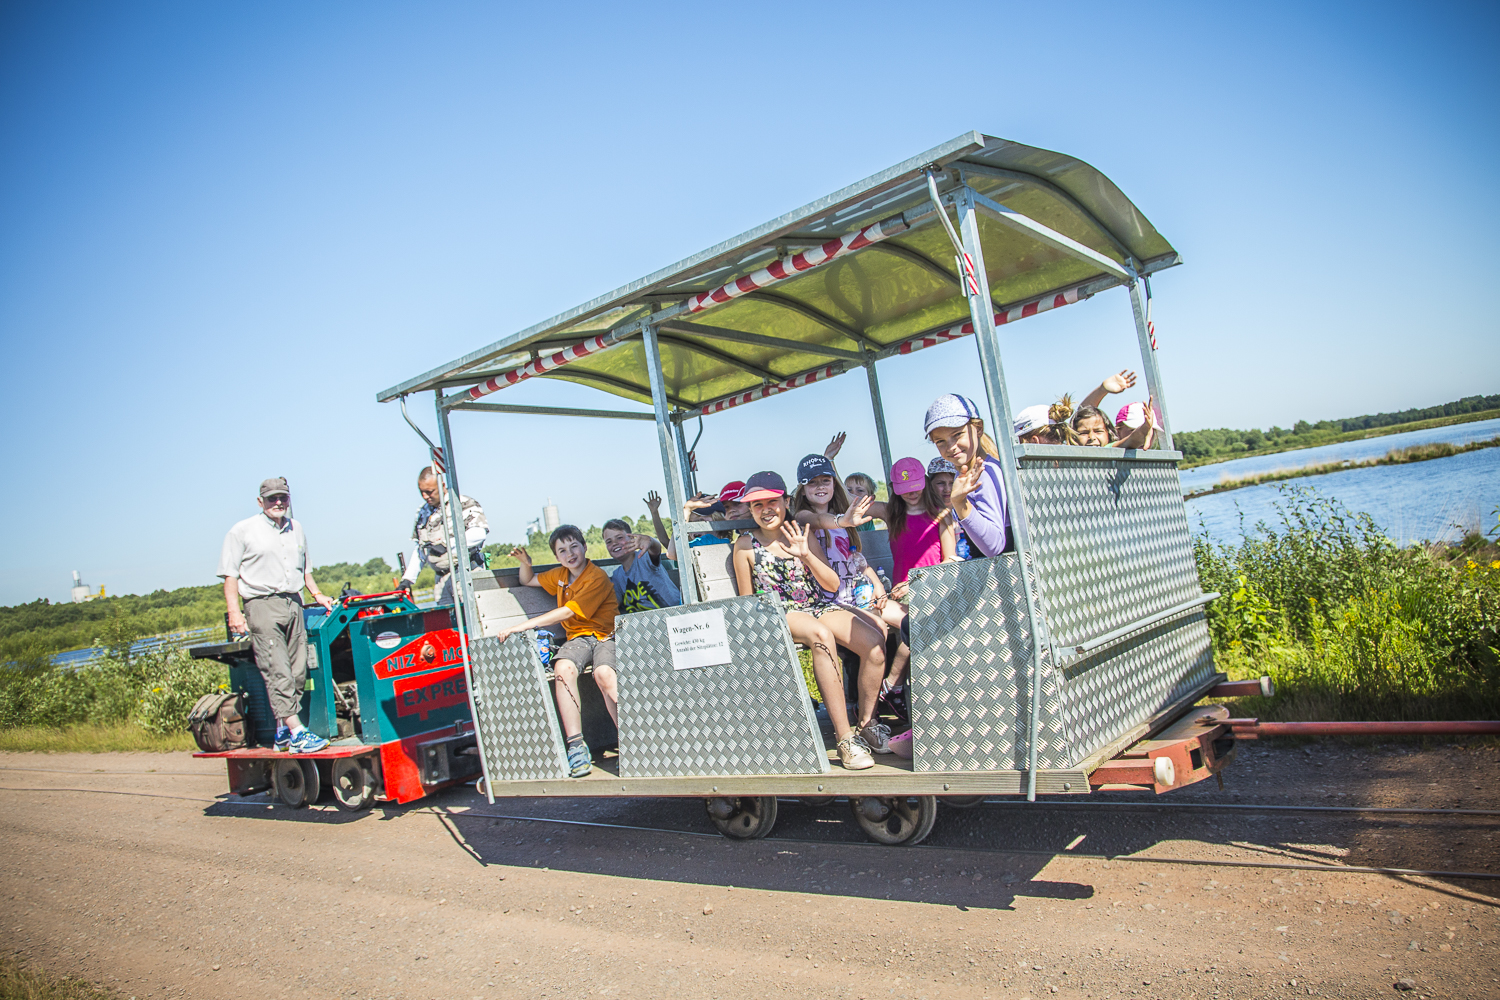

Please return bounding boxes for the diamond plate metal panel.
[1056,610,1215,755]
[466,634,570,782]
[906,556,1071,771]
[616,595,829,777]
[1016,455,1218,763]
[1018,458,1201,647]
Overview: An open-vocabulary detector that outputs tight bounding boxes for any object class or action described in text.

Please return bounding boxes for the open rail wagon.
[359,129,1280,846]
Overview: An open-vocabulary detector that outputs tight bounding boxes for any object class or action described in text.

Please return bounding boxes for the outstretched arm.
[492,605,574,643]
[781,521,840,593]
[510,547,542,587]
[1081,369,1137,409]
[794,494,883,531]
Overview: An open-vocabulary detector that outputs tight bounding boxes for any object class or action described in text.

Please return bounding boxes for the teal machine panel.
[346,604,469,745]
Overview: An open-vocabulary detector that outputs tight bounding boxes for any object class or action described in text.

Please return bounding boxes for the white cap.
[1013,404,1052,437]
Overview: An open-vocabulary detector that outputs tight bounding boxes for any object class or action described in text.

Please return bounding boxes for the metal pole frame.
[642,324,701,605]
[670,414,698,499]
[952,185,1053,803]
[1127,272,1174,451]
[399,393,496,802]
[863,359,895,495]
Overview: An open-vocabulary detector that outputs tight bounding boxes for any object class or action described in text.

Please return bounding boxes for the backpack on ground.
[188,691,248,752]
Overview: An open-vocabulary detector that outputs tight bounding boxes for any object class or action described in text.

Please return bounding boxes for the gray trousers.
[244,594,308,722]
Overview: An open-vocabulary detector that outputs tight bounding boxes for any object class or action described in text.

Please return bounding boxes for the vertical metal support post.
[954,186,1052,802]
[434,394,482,632]
[863,359,895,492]
[642,324,701,604]
[431,392,495,802]
[1127,276,1174,451]
[671,414,697,499]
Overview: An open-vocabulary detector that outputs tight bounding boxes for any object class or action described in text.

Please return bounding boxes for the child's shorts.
[555,635,617,673]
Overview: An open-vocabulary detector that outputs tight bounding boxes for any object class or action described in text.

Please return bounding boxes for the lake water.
[1184,418,1500,545]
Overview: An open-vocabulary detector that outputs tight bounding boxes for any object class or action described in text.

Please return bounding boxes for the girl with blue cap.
[923,394,1011,557]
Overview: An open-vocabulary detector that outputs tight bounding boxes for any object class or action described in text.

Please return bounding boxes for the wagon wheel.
[941,795,986,810]
[330,757,375,812]
[272,758,319,809]
[704,796,778,839]
[849,795,938,846]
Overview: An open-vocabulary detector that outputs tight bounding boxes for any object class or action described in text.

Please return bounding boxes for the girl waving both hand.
[732,471,887,769]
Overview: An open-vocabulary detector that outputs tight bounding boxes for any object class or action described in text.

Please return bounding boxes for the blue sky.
[1,1,1496,606]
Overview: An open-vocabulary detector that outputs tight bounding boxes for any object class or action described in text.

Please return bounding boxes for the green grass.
[1179,407,1500,469]
[0,956,117,1000]
[0,722,196,753]
[1194,486,1500,722]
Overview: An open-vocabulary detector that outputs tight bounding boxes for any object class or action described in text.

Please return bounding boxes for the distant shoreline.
[1178,408,1500,470]
[1184,436,1500,500]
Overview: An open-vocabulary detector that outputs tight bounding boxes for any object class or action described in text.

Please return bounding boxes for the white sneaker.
[836,734,875,770]
[860,721,894,754]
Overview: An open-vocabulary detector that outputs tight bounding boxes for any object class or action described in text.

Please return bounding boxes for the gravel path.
[2,742,1497,999]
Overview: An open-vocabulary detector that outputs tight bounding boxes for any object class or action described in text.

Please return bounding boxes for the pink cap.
[890,457,926,495]
[1115,402,1161,431]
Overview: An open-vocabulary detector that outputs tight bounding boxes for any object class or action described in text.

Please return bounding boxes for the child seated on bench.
[732,471,886,769]
[602,517,681,613]
[494,525,619,778]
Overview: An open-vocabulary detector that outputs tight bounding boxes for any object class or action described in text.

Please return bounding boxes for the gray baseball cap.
[259,477,290,498]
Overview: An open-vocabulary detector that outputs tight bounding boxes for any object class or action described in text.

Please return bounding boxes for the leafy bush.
[0,647,226,734]
[1195,486,1500,721]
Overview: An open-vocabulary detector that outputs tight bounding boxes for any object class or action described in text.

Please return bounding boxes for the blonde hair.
[1048,395,1080,446]
[968,419,1001,460]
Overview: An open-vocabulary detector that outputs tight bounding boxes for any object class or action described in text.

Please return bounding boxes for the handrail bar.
[1068,592,1219,658]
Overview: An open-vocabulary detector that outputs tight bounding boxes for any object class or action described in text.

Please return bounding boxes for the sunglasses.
[263,495,290,506]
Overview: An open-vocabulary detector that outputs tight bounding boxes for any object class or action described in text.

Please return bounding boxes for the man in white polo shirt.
[218,477,336,754]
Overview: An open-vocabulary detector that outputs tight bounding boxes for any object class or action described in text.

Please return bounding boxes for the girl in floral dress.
[731,470,886,769]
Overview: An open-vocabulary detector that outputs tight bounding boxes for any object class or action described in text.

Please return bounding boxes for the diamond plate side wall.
[466,634,569,782]
[1018,458,1201,647]
[1018,456,1218,762]
[616,596,829,777]
[1057,611,1216,755]
[906,556,1071,771]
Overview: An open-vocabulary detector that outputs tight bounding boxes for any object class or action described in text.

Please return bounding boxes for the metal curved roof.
[378,131,1178,410]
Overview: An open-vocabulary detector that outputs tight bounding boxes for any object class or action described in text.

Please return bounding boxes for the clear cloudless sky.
[2,1,1496,606]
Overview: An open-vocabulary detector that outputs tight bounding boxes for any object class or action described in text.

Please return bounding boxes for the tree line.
[2,514,672,662]
[1175,393,1499,461]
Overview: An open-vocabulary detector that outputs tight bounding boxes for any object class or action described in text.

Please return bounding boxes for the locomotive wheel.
[849,795,937,846]
[330,758,375,812]
[705,796,778,839]
[941,795,986,809]
[272,759,319,809]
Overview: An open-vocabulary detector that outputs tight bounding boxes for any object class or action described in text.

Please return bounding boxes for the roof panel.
[380,132,1178,407]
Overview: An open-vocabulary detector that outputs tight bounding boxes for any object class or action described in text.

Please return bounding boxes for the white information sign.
[667,608,732,671]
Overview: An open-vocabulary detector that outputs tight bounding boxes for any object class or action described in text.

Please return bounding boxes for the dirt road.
[2,742,1497,999]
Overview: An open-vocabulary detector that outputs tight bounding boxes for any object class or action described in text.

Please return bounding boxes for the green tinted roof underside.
[378,132,1178,407]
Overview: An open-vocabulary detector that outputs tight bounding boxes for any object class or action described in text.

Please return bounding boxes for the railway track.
[6,766,1495,884]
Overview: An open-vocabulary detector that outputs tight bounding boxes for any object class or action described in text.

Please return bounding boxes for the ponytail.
[1048,395,1080,446]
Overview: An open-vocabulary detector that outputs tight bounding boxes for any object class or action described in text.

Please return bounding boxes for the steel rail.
[430,809,1500,882]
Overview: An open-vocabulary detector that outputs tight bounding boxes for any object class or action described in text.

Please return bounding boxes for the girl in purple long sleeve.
[923,394,1011,557]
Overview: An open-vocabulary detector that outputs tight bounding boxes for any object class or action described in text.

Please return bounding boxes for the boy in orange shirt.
[496,525,619,777]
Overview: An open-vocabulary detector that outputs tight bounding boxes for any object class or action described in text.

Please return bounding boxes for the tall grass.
[1194,487,1500,722]
[0,645,227,738]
